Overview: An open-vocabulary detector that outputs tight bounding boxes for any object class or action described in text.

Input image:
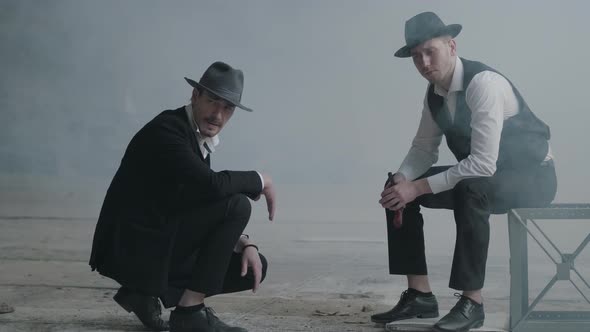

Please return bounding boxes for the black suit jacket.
[89,106,262,294]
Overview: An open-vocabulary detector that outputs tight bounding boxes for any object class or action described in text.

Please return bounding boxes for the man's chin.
[425,75,440,84]
[201,128,220,137]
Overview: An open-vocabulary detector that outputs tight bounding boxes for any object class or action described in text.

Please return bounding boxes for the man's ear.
[191,88,200,103]
[449,39,457,56]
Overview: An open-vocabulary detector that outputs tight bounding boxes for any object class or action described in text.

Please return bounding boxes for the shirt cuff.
[426,171,452,194]
[256,171,265,191]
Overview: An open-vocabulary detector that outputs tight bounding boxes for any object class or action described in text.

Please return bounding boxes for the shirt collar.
[185,104,219,156]
[434,56,464,97]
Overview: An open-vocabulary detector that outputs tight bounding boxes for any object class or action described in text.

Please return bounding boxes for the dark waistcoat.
[427,58,550,169]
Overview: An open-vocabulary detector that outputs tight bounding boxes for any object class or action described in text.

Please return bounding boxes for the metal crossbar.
[508,204,590,332]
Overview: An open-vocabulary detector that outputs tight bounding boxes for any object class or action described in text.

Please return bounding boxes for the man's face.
[192,89,235,137]
[410,36,456,85]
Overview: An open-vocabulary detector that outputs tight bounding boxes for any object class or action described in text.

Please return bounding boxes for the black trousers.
[386,161,557,291]
[160,194,268,308]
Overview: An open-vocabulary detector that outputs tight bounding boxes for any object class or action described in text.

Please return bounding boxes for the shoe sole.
[371,310,440,324]
[432,319,484,332]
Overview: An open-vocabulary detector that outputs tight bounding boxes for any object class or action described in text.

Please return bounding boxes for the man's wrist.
[414,178,432,195]
[394,172,407,183]
[242,244,259,252]
[256,171,265,191]
[235,234,252,252]
[238,240,255,253]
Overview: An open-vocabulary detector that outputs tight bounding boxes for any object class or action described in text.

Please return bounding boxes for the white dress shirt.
[185,104,264,190]
[397,57,551,194]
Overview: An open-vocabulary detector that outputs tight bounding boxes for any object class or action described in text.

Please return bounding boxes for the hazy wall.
[1,0,589,223]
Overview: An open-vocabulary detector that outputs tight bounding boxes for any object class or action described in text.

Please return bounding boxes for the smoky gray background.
[1,1,589,259]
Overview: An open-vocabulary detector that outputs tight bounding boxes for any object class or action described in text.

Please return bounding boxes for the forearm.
[398,146,438,181]
[398,97,443,181]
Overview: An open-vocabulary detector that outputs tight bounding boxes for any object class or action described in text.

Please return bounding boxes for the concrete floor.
[0,205,588,331]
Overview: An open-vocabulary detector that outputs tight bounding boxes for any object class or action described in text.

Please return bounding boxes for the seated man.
[373,12,557,332]
[89,61,276,332]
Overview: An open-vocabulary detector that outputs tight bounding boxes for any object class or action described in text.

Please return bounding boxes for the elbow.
[480,161,497,177]
[470,154,497,177]
[431,154,439,165]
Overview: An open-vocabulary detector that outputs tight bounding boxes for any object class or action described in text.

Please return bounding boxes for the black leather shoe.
[433,294,484,332]
[114,287,169,331]
[170,307,247,332]
[371,289,439,324]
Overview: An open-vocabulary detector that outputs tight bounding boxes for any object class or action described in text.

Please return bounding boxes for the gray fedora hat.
[395,12,462,58]
[184,61,253,112]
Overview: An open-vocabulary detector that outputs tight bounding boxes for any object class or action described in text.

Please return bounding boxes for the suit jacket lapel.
[177,106,207,162]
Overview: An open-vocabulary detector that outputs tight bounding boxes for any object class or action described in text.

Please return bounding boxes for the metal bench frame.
[508,203,590,332]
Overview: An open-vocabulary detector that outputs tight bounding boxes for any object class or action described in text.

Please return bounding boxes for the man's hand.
[257,173,276,221]
[384,172,407,189]
[380,172,408,209]
[380,178,431,210]
[241,245,262,293]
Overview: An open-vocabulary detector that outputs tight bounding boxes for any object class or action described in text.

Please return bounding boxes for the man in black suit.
[89,61,276,332]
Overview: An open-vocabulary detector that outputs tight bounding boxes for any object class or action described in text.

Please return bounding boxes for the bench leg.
[508,210,529,331]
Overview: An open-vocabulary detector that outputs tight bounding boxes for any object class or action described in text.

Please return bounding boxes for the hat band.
[201,85,241,104]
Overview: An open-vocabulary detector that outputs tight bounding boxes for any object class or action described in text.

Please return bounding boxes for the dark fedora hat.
[394,12,462,58]
[184,61,253,112]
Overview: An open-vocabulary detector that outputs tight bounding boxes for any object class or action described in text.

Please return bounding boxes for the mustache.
[205,118,222,126]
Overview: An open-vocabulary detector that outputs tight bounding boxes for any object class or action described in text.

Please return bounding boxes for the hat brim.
[184,77,253,112]
[394,24,462,58]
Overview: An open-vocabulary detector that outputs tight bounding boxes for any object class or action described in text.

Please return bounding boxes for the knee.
[453,178,491,210]
[259,253,268,283]
[454,178,489,199]
[227,194,252,220]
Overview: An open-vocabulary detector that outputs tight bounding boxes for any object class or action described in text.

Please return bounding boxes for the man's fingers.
[253,265,261,293]
[381,190,408,209]
[261,186,276,221]
[378,193,390,204]
[265,191,275,221]
[380,196,399,209]
[379,191,398,205]
[268,201,275,221]
[393,203,406,210]
[240,258,248,277]
[381,186,394,198]
[381,185,400,198]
